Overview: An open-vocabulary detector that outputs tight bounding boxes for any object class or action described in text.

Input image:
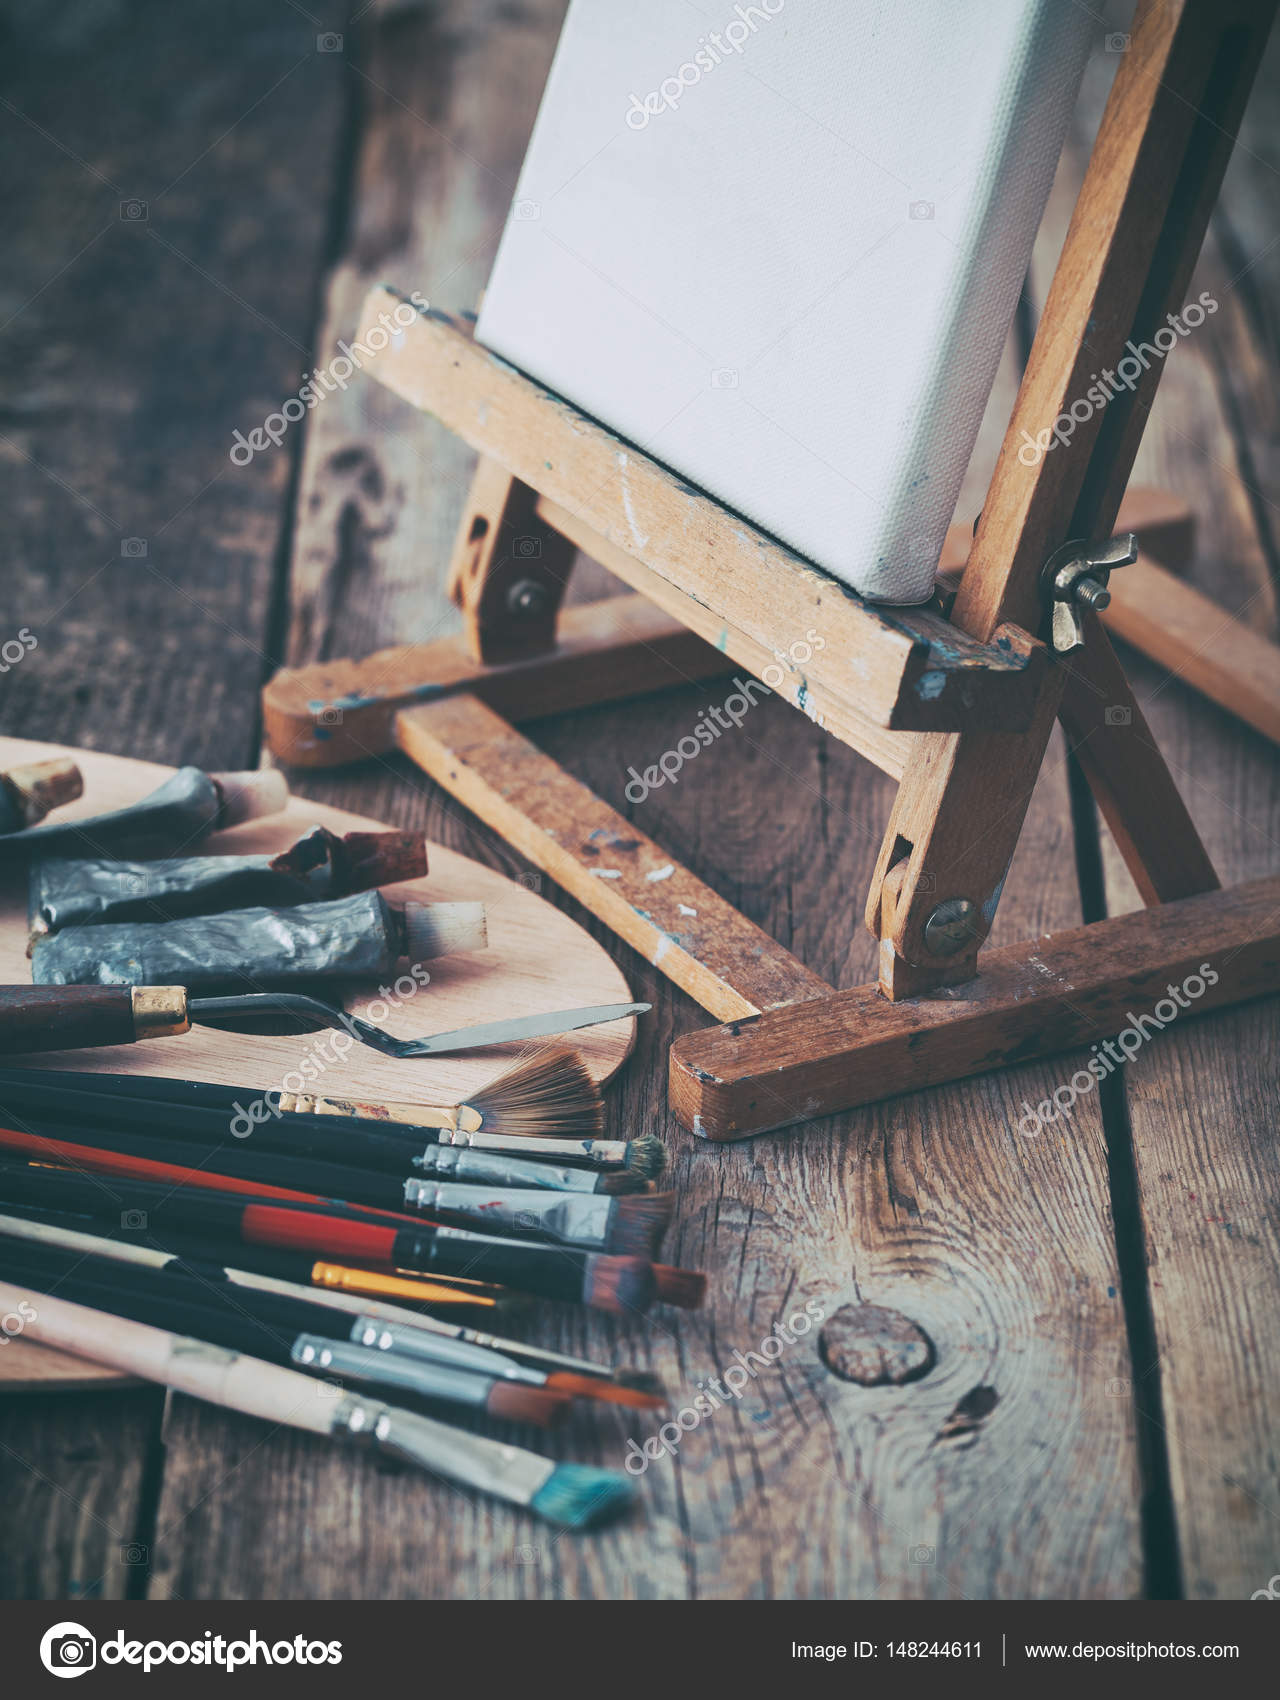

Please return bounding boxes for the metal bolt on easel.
[1040,532,1138,653]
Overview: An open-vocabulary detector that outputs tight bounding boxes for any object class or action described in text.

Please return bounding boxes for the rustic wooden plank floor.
[0,0,1275,1601]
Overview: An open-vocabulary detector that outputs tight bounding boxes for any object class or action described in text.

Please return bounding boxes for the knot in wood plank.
[818,1303,936,1386]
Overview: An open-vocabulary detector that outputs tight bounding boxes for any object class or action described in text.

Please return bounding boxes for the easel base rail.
[669,872,1280,1139]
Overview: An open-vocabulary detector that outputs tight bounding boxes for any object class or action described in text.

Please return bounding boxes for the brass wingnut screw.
[1040,533,1138,654]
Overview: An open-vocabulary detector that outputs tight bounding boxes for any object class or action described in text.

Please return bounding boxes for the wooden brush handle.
[0,985,189,1054]
[0,1279,333,1435]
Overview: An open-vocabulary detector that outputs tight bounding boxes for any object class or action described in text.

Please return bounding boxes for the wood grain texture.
[867,0,1264,988]
[673,874,1280,1138]
[1099,552,1280,745]
[396,694,830,1020]
[1057,621,1221,903]
[1041,3,1280,1601]
[6,0,1274,1603]
[263,593,741,768]
[534,496,915,780]
[355,292,1051,740]
[0,0,349,767]
[446,458,576,662]
[137,3,1145,1601]
[0,0,350,1597]
[0,1386,158,1600]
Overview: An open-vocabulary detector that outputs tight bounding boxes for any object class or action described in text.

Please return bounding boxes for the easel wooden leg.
[448,456,576,662]
[867,676,1066,998]
[1058,622,1219,903]
[672,874,1280,1139]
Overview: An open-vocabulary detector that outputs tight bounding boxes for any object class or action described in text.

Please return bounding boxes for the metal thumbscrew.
[1040,533,1137,653]
[923,897,980,957]
[506,578,550,617]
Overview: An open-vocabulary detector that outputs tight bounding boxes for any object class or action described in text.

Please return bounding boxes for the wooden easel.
[265,0,1280,1139]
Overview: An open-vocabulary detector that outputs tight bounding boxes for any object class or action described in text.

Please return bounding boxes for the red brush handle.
[241,1204,397,1264]
[0,1126,421,1225]
[0,985,141,1053]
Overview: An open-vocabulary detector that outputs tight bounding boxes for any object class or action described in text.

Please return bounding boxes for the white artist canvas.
[476,0,1094,604]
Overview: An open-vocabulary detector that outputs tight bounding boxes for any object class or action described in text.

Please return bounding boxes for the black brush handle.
[0,1159,247,1232]
[0,986,142,1054]
[0,1080,428,1173]
[0,1114,408,1211]
[0,1236,339,1341]
[393,1225,589,1303]
[0,1249,296,1365]
[0,1203,324,1287]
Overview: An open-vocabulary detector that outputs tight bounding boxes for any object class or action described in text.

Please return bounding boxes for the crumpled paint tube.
[0,758,83,836]
[28,826,428,939]
[0,766,287,862]
[31,889,486,989]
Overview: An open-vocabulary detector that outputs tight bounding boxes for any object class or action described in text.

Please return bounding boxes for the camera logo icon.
[710,368,738,389]
[512,535,541,559]
[909,200,935,220]
[40,1622,96,1677]
[1104,705,1132,726]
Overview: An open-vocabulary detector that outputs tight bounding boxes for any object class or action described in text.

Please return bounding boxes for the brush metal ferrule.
[346,1314,545,1384]
[329,1393,556,1507]
[403,1180,613,1249]
[292,1334,493,1408]
[447,1129,631,1167]
[130,985,190,1039]
[279,1091,482,1135]
[412,1145,601,1193]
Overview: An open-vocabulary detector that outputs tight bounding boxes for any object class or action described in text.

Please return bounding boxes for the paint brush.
[32,890,487,987]
[0,1162,661,1314]
[28,826,428,937]
[0,758,83,835]
[0,1206,515,1312]
[0,1242,570,1426]
[0,1074,653,1187]
[0,986,649,1060]
[0,1056,666,1171]
[0,1213,667,1409]
[0,1122,673,1255]
[0,1279,635,1529]
[0,765,288,860]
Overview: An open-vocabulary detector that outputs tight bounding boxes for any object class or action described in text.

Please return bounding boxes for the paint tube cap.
[213,769,289,827]
[402,901,488,962]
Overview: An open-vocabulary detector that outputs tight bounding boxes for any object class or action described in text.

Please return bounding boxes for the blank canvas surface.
[477,0,1094,605]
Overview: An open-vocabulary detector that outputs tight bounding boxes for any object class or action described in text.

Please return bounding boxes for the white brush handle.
[0,1280,332,1436]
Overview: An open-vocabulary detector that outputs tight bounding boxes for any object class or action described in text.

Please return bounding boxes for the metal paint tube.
[28,826,426,937]
[0,766,286,861]
[32,888,414,989]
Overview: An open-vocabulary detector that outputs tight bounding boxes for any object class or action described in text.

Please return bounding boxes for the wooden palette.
[0,737,638,1391]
